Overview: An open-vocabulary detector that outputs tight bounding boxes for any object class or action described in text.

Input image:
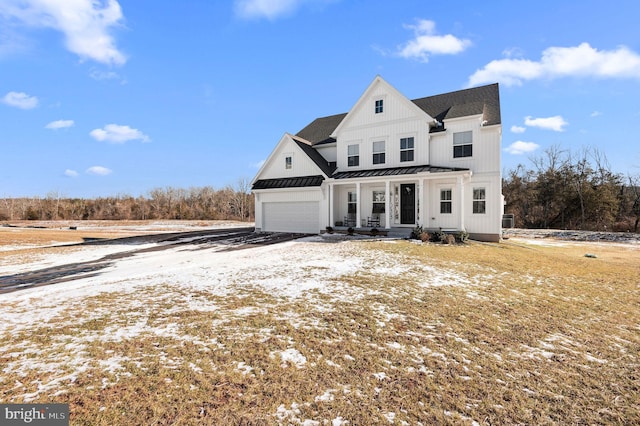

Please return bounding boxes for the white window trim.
[400,136,415,163]
[440,188,452,214]
[347,144,360,167]
[453,131,473,158]
[372,140,385,165]
[473,187,486,214]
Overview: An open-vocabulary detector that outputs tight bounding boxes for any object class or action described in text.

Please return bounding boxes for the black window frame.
[348,191,357,214]
[473,188,486,214]
[453,131,472,158]
[400,137,414,162]
[375,99,384,114]
[372,141,385,165]
[347,144,360,167]
[440,189,452,214]
[372,190,385,214]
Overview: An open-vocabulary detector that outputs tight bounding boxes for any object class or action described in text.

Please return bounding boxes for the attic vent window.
[375,99,383,114]
[285,156,292,169]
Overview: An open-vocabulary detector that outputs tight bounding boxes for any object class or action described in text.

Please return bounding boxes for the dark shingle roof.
[295,84,501,144]
[332,165,468,180]
[412,83,501,128]
[295,113,346,146]
[264,83,499,189]
[252,175,324,190]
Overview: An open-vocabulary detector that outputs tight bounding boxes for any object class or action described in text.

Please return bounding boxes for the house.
[251,76,503,242]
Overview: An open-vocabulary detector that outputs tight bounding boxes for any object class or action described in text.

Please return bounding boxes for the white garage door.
[263,202,320,234]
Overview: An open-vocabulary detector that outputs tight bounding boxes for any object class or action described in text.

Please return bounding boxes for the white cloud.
[468,42,640,87]
[524,115,568,132]
[90,124,150,144]
[2,91,38,109]
[234,0,327,20]
[397,19,471,62]
[86,166,112,176]
[252,159,266,169]
[0,0,126,65]
[590,111,602,117]
[45,119,74,130]
[64,169,79,177]
[511,125,526,134]
[504,141,540,155]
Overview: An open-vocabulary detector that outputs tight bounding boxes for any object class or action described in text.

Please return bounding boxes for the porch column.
[457,175,465,231]
[329,183,334,228]
[356,182,361,228]
[385,180,391,229]
[418,178,424,227]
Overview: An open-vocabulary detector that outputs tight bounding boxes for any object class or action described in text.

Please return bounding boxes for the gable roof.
[329,76,433,138]
[295,83,501,144]
[290,135,336,176]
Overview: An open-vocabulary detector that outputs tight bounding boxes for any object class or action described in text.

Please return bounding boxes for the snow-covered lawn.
[1,224,639,424]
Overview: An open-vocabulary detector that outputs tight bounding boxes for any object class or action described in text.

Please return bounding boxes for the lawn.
[1,225,639,425]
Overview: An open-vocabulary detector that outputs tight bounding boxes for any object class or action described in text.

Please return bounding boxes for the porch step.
[387,227,412,239]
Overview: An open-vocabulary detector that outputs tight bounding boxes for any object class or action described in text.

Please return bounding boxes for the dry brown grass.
[1,234,639,425]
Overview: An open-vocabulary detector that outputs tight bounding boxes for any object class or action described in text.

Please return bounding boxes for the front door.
[400,184,415,224]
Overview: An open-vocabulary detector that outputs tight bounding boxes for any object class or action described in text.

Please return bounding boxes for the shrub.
[443,234,456,245]
[370,227,379,236]
[325,226,334,234]
[456,230,469,243]
[410,225,423,240]
[434,228,447,243]
[347,227,354,235]
[420,231,431,242]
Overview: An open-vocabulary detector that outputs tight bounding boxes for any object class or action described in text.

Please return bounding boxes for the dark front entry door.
[400,184,416,224]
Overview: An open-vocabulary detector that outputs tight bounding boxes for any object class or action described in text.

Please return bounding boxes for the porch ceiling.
[331,165,468,180]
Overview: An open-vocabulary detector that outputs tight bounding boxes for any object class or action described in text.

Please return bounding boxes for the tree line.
[3,154,639,232]
[503,145,640,232]
[0,180,254,223]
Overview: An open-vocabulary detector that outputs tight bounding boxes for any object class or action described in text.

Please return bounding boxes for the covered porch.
[326,165,471,232]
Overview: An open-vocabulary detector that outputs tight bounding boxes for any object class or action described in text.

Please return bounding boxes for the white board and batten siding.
[259,134,323,180]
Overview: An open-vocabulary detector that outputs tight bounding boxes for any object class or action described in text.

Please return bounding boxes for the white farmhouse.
[251,76,503,242]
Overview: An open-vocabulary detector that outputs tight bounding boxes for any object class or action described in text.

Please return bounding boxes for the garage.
[262,201,320,234]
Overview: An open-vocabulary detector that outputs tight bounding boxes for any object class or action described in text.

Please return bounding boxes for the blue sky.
[1,0,639,198]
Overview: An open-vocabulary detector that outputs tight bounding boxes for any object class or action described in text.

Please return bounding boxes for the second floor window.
[285,156,292,169]
[453,131,472,158]
[372,141,385,165]
[440,189,452,214]
[348,144,359,167]
[400,137,414,162]
[375,99,383,114]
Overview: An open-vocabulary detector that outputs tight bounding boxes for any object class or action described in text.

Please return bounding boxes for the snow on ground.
[0,229,480,410]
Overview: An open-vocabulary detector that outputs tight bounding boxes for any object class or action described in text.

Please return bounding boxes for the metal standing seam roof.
[252,175,324,190]
[331,165,469,180]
